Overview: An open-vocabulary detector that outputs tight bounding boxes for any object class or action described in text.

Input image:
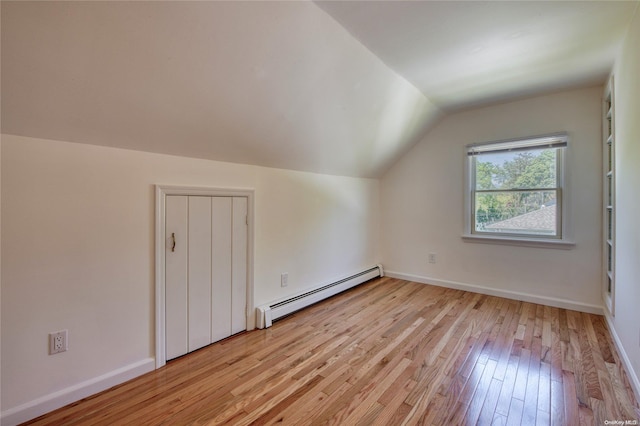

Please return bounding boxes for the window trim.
[462,133,574,248]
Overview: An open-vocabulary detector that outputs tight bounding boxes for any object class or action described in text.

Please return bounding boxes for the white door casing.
[156,186,255,368]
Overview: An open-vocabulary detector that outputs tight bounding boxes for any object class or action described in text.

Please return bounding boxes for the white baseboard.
[1,357,155,426]
[385,271,604,315]
[256,265,383,329]
[604,314,640,405]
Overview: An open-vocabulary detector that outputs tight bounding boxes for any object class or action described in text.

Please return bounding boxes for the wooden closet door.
[211,197,232,342]
[231,197,248,334]
[165,195,188,360]
[165,195,247,361]
[188,196,213,352]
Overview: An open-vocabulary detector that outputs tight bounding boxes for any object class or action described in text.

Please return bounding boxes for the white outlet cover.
[49,330,68,355]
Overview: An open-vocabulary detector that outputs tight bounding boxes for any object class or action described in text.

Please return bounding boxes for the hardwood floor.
[24,277,639,425]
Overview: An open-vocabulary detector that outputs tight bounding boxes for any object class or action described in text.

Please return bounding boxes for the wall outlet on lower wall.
[49,330,68,355]
[428,253,437,264]
[281,273,288,287]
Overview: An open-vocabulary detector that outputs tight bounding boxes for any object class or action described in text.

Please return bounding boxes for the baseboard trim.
[1,357,155,426]
[386,271,604,315]
[604,314,640,405]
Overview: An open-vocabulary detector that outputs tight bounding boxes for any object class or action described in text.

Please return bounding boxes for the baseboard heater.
[256,264,384,329]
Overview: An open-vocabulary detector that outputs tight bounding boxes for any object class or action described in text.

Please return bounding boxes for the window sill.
[462,234,575,249]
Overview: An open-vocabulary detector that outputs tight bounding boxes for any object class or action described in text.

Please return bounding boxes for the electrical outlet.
[49,330,68,355]
[428,253,437,264]
[281,273,288,287]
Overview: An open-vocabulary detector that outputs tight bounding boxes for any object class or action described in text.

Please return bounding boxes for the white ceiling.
[1,1,637,178]
[316,0,638,111]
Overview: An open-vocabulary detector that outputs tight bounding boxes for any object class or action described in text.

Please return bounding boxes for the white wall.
[381,86,603,311]
[610,5,640,396]
[2,1,439,178]
[0,136,3,418]
[0,135,380,419]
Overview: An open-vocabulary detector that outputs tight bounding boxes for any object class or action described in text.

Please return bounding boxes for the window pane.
[475,190,558,236]
[474,149,557,190]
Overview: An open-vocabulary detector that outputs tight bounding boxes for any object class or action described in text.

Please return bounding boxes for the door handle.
[171,233,176,252]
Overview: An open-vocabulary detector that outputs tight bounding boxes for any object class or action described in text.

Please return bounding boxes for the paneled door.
[165,195,247,360]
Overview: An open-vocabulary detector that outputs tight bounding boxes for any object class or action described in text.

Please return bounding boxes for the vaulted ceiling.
[316,0,637,112]
[2,1,637,178]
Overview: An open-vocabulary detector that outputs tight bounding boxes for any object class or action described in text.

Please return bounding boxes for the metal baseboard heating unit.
[256,264,384,329]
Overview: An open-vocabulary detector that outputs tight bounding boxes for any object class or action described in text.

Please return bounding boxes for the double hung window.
[466,134,568,241]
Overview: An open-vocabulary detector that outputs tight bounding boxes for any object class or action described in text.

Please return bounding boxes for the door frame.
[155,185,255,369]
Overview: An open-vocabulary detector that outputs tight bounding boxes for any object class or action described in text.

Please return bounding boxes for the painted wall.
[0,136,3,418]
[610,5,640,395]
[381,86,603,311]
[0,135,380,415]
[2,1,439,178]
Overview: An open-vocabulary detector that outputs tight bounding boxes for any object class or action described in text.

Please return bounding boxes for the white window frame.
[462,133,575,249]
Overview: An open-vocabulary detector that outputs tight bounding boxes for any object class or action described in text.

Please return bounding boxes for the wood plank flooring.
[24,277,640,425]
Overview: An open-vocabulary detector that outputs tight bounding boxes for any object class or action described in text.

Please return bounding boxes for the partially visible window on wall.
[466,134,567,240]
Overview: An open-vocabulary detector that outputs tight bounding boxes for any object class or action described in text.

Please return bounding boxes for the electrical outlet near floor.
[49,330,68,355]
[428,253,437,264]
[281,272,288,287]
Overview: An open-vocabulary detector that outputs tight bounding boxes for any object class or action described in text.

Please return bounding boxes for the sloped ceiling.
[1,1,636,178]
[316,0,638,112]
[1,1,439,178]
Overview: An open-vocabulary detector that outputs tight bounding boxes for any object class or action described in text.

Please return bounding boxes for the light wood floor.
[25,277,639,425]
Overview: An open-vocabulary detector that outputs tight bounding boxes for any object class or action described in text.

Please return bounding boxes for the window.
[465,134,569,245]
